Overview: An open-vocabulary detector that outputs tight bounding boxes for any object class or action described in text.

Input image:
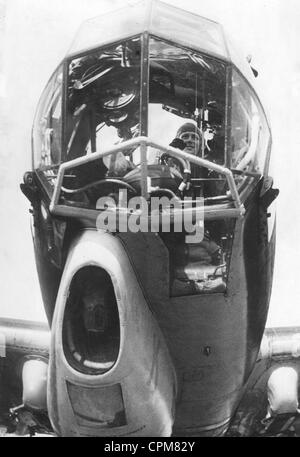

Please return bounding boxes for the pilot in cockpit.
[175,122,202,158]
[162,117,225,198]
[160,122,201,174]
[175,116,224,165]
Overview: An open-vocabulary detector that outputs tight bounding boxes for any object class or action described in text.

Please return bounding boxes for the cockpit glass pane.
[68,3,146,57]
[150,2,228,58]
[66,37,141,177]
[148,37,227,198]
[32,67,63,172]
[231,69,270,179]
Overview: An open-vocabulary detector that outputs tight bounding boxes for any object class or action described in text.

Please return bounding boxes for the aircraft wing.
[227,327,300,437]
[0,318,50,436]
[0,318,49,359]
[1,320,300,437]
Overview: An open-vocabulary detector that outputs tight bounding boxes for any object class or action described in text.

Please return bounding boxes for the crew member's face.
[179,131,200,155]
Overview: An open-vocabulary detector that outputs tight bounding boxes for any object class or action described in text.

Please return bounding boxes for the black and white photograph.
[0,0,300,440]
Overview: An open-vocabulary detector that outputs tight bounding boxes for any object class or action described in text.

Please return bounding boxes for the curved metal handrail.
[50,136,245,218]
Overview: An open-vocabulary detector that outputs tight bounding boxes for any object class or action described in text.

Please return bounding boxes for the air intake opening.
[63,266,120,375]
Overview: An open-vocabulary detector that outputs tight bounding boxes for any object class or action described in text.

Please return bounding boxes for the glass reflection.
[66,38,141,179]
[33,67,63,171]
[231,69,270,175]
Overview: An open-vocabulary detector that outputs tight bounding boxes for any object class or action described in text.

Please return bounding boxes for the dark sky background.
[0,0,299,326]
